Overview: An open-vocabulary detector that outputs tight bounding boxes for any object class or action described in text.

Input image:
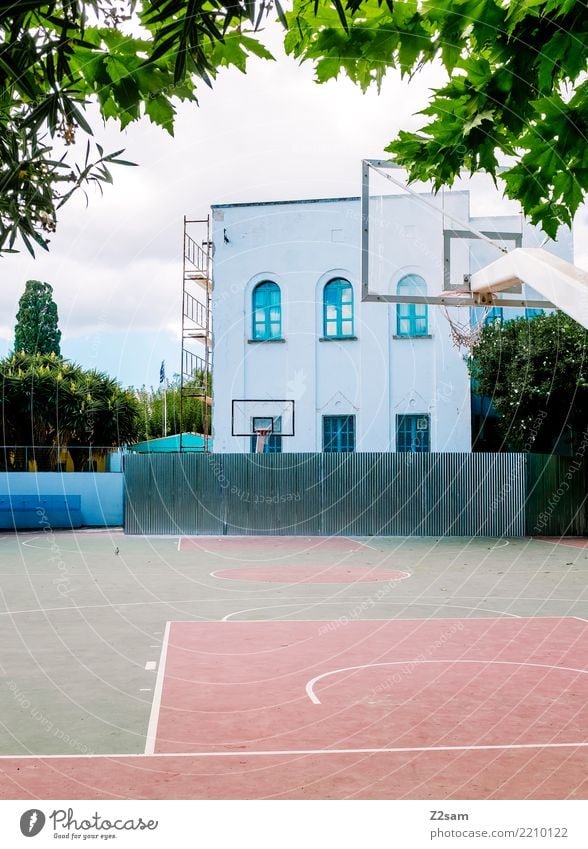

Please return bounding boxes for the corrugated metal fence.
[525,454,588,536]
[123,452,549,536]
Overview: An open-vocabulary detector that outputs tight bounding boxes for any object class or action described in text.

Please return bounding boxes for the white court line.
[21,539,81,552]
[144,661,157,671]
[0,601,581,618]
[144,621,171,755]
[221,601,523,622]
[154,615,578,625]
[573,616,588,622]
[210,569,412,582]
[306,658,588,704]
[0,606,569,621]
[490,540,510,549]
[1,741,588,760]
[349,538,380,552]
[0,598,328,617]
[180,535,380,552]
[122,534,180,539]
[0,597,342,617]
[177,537,182,552]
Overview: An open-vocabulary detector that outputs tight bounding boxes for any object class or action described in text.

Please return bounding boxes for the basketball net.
[255,428,272,454]
[440,292,491,351]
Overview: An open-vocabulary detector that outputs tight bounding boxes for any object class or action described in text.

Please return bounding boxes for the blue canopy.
[130,433,211,452]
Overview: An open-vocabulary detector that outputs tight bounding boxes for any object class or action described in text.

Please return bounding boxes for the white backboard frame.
[360,159,553,309]
[231,400,295,438]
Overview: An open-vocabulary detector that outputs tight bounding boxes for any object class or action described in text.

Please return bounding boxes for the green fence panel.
[526,454,588,536]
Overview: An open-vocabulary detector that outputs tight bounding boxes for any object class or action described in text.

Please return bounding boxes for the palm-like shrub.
[0,352,141,469]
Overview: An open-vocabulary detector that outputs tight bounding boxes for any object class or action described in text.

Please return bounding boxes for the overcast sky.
[2,27,586,389]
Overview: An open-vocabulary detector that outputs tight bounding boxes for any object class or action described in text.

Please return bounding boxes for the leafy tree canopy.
[0,0,276,254]
[285,0,587,238]
[468,312,588,452]
[0,351,141,450]
[2,0,585,254]
[135,371,211,441]
[14,279,61,355]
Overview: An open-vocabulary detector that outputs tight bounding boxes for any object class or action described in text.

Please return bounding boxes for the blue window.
[470,306,503,327]
[323,278,354,338]
[252,281,281,340]
[323,415,355,452]
[396,414,430,453]
[250,416,282,453]
[396,274,428,337]
[525,308,544,319]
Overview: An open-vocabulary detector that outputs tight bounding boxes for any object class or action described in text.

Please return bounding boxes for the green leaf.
[315,57,341,82]
[275,0,289,28]
[462,109,495,134]
[101,96,120,121]
[105,55,132,85]
[240,35,275,62]
[145,96,175,134]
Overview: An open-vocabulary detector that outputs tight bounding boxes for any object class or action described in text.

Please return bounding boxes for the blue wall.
[0,473,124,528]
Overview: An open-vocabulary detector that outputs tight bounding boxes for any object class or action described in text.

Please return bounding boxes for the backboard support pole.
[469,248,588,330]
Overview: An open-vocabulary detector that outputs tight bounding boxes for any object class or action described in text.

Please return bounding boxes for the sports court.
[0,530,587,799]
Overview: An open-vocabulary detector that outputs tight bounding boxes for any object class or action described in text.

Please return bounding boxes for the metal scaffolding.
[180,217,212,452]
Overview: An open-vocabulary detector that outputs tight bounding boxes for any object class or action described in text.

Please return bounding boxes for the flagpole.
[160,361,167,437]
[163,381,167,437]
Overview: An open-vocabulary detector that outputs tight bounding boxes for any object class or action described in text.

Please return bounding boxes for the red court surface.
[180,535,373,556]
[1,746,588,800]
[153,618,588,755]
[211,565,410,583]
[537,537,588,549]
[2,617,588,800]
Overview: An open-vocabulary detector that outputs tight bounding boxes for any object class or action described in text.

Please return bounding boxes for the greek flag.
[159,361,165,384]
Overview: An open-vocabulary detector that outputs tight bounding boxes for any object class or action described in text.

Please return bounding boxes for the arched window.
[323,278,354,338]
[396,274,428,337]
[252,282,281,340]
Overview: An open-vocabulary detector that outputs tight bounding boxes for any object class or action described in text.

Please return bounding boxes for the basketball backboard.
[360,160,551,309]
[231,400,295,437]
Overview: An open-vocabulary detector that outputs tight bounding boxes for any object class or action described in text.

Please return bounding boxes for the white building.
[210,191,572,454]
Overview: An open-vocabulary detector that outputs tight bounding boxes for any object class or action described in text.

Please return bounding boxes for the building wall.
[210,194,571,453]
[0,473,124,527]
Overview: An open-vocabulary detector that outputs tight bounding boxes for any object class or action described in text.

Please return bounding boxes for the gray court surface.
[0,530,586,757]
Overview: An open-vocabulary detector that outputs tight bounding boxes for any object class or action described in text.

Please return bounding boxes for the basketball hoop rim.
[438,289,497,307]
[440,292,494,352]
[254,427,273,436]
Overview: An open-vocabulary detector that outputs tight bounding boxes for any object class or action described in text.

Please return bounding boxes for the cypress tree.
[14,280,61,355]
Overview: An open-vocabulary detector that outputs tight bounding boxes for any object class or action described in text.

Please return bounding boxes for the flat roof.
[211,190,475,211]
[211,197,360,210]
